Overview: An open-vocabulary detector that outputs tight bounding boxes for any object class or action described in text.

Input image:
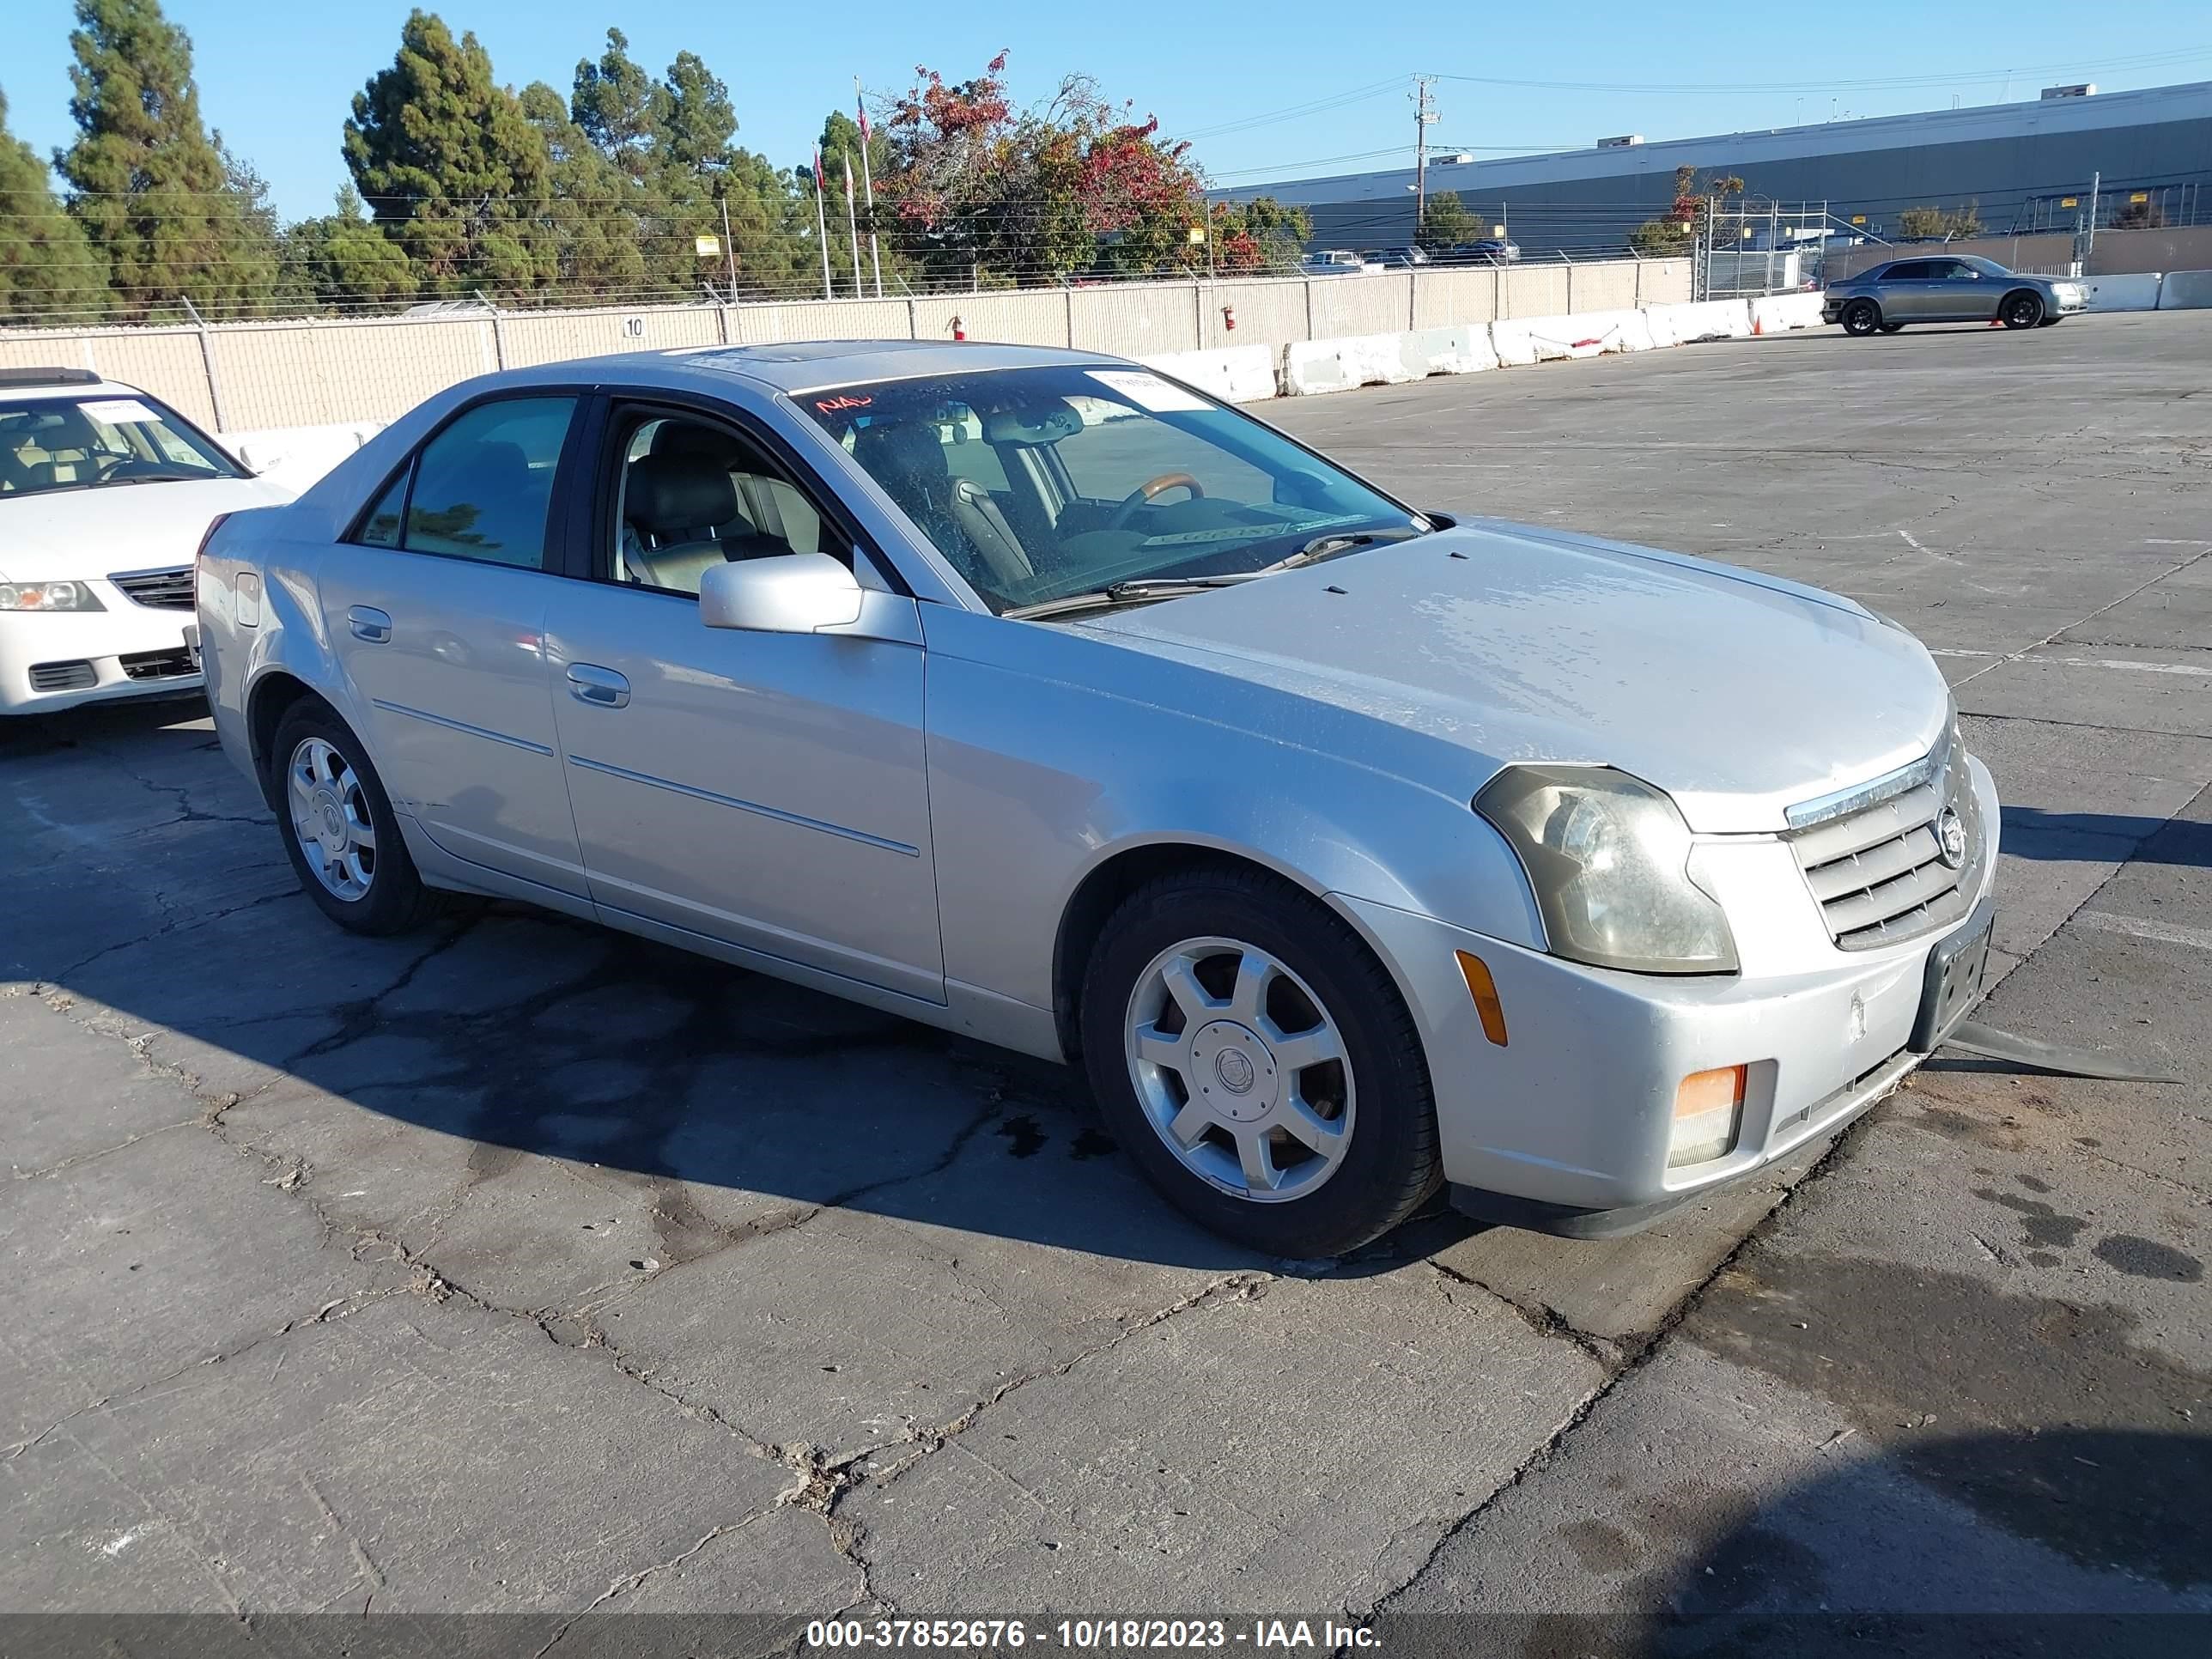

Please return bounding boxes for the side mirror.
[698,553,864,634]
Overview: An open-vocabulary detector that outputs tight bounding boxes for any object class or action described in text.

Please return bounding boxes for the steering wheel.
[94,455,177,481]
[1104,472,1205,532]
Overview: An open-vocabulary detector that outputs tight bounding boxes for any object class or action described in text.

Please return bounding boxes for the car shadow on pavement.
[2002,805,2212,868]
[1376,1429,2212,1658]
[5,701,1480,1275]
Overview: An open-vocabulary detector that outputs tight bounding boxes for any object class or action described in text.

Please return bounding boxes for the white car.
[1,368,293,715]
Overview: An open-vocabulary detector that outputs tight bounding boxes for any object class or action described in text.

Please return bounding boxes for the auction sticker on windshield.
[1088,370,1209,413]
[78,398,161,424]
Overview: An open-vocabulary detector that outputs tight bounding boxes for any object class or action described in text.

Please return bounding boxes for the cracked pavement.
[3,313,2207,1648]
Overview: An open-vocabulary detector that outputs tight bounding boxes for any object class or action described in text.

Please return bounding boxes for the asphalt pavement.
[3,311,2205,1654]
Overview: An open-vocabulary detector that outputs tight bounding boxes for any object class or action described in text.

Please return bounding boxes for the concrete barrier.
[2081,273,2164,312]
[1750,292,1827,333]
[1397,325,1498,377]
[220,421,385,489]
[1492,310,1652,365]
[1644,300,1753,346]
[1282,333,1417,395]
[2156,269,2212,310]
[1140,345,1279,404]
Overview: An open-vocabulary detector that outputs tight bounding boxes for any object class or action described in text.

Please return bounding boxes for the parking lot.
[5,313,2208,1647]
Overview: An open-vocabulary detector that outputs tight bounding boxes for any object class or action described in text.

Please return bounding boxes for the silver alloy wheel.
[1123,936,1355,1202]
[287,736,376,902]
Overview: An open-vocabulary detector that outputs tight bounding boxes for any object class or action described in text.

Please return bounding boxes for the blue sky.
[8,0,2212,221]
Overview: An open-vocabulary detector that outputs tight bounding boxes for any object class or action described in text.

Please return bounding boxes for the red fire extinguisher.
[1223,305,1237,331]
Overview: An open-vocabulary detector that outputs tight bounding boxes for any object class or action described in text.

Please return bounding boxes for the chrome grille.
[109,566,196,610]
[1786,740,1985,951]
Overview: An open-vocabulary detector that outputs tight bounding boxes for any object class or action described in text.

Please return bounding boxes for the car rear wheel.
[1840,299,1882,337]
[2001,290,2045,329]
[1079,866,1441,1258]
[270,701,434,936]
[1878,322,1905,333]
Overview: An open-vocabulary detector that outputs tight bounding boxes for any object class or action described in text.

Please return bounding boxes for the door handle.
[348,605,392,644]
[566,663,630,708]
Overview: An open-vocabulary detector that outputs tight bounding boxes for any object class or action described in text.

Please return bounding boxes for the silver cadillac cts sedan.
[198,342,1998,1258]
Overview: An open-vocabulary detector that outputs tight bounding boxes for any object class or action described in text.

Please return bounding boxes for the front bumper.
[1337,755,2001,1226]
[0,599,203,714]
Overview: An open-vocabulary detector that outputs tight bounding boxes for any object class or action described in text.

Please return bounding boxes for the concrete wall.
[0,257,1690,433]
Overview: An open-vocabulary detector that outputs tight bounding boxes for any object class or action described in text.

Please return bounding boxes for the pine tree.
[343,10,551,296]
[276,185,416,313]
[53,0,276,318]
[0,86,108,325]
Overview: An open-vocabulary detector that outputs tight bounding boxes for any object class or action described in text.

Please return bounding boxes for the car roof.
[0,368,143,403]
[519,339,1136,398]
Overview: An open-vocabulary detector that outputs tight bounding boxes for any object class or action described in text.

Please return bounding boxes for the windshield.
[0,392,246,498]
[799,365,1420,613]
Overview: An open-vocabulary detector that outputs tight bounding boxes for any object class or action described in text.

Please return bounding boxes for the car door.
[539,398,944,1003]
[1879,260,1940,319]
[1911,258,1982,323]
[314,392,588,896]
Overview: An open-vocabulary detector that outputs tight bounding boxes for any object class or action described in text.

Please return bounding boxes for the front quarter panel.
[919,605,1546,1018]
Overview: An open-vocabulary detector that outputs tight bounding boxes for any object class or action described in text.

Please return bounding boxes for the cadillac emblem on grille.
[1936,806,1967,869]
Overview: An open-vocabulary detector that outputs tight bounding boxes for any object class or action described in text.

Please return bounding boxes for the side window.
[400,396,575,568]
[357,469,408,546]
[1887,261,1932,281]
[610,413,837,596]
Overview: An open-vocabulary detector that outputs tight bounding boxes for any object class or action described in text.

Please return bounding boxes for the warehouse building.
[1211,80,2212,257]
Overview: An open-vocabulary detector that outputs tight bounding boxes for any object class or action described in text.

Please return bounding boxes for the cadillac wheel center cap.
[1216,1048,1256,1093]
[1936,806,1967,869]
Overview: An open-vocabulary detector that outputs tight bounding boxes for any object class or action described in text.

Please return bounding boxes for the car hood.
[0,474,294,581]
[1075,520,1950,833]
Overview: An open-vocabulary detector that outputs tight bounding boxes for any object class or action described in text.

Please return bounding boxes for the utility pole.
[2085,169,2101,271]
[719,196,738,299]
[1412,75,1437,243]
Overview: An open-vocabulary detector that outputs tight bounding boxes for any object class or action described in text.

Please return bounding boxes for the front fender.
[920,608,1543,1012]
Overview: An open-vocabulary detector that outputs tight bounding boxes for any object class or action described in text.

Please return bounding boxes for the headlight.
[1476,765,1739,975]
[0,580,105,612]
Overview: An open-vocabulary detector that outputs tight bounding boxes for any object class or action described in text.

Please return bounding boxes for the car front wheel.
[270,700,434,936]
[1840,299,1882,337]
[2001,291,2045,329]
[1079,867,1441,1258]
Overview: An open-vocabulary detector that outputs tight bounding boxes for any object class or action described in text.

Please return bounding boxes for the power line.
[1423,45,2212,96]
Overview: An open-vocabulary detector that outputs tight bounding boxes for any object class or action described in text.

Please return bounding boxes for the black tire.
[2000,289,2045,329]
[1840,299,1882,337]
[1878,322,1905,334]
[267,699,434,936]
[1079,866,1441,1258]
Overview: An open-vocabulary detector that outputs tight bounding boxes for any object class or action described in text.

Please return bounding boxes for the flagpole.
[843,154,864,299]
[812,146,832,300]
[855,76,883,298]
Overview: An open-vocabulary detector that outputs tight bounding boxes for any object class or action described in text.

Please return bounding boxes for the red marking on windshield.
[815,394,873,414]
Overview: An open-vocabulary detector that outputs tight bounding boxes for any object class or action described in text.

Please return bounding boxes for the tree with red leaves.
[878,52,1261,286]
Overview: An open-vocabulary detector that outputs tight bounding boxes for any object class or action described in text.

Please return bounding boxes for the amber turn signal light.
[1454,951,1509,1048]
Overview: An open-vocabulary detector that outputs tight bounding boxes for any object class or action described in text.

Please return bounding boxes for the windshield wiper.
[1002,524,1432,622]
[100,471,205,487]
[1002,574,1261,621]
[1258,525,1430,574]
